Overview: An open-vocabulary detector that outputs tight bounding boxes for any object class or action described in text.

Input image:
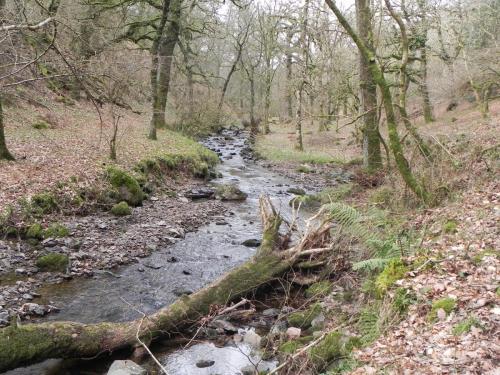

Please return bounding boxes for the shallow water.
[6,130,303,374]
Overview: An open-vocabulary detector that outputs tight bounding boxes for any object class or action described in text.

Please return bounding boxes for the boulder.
[243,330,262,348]
[196,359,215,368]
[241,239,261,248]
[286,327,302,340]
[215,184,248,201]
[107,360,146,375]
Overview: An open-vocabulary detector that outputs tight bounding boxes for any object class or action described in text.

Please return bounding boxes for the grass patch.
[36,253,69,272]
[442,220,458,234]
[255,139,344,165]
[452,316,481,335]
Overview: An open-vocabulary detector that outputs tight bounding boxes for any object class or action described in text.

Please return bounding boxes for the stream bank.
[3,129,352,375]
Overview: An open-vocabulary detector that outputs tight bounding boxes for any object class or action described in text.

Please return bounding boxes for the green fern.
[358,305,380,344]
[323,202,401,271]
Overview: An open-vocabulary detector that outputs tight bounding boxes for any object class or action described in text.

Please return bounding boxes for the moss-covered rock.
[36,253,69,272]
[106,166,144,206]
[215,184,247,201]
[43,223,69,238]
[278,336,314,354]
[111,201,132,216]
[375,259,408,296]
[287,303,322,328]
[26,223,43,240]
[428,297,456,322]
[305,281,332,299]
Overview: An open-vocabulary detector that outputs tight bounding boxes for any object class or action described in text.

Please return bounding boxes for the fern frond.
[352,257,397,272]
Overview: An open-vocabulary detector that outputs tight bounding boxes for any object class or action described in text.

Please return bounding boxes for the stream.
[6,129,313,375]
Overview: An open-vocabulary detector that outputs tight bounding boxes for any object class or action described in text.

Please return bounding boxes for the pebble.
[286,327,302,340]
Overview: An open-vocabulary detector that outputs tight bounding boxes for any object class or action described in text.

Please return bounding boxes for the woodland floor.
[255,100,499,374]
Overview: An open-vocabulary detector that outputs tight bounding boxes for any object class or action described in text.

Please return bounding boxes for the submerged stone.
[107,360,146,375]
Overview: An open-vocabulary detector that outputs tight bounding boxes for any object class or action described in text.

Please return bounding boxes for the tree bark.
[0,199,293,372]
[355,0,382,172]
[0,95,14,161]
[325,0,431,204]
[286,28,294,120]
[149,0,182,139]
[419,44,434,123]
[295,0,310,151]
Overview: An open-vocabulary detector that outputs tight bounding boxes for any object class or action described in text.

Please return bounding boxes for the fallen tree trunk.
[0,197,299,372]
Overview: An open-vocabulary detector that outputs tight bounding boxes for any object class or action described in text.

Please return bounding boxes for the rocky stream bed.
[1,129,352,375]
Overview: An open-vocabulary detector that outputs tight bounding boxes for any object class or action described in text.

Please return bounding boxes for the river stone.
[286,327,301,340]
[173,287,193,297]
[287,187,306,195]
[196,359,215,368]
[241,239,261,247]
[185,188,215,200]
[211,319,239,333]
[243,330,262,348]
[107,360,146,375]
[215,184,248,201]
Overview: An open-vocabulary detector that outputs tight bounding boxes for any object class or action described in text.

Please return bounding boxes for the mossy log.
[0,198,295,372]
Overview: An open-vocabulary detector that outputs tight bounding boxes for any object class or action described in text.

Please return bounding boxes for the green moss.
[278,336,314,354]
[452,316,481,335]
[306,281,332,299]
[375,259,408,296]
[287,303,322,328]
[316,184,353,203]
[308,331,345,370]
[106,166,144,206]
[26,223,43,240]
[36,253,69,272]
[110,201,132,216]
[43,223,69,238]
[32,121,49,130]
[428,297,456,322]
[443,220,458,234]
[30,192,58,215]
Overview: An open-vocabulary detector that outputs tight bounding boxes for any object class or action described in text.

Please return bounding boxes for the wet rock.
[287,187,306,195]
[41,238,58,248]
[215,184,248,201]
[167,256,178,263]
[15,268,27,275]
[241,364,273,375]
[262,308,280,318]
[211,319,239,334]
[107,360,146,375]
[196,359,215,368]
[182,270,191,275]
[0,311,9,326]
[22,293,33,300]
[241,239,261,248]
[143,263,161,270]
[215,220,228,225]
[185,188,215,200]
[167,227,185,239]
[243,330,262,348]
[19,303,47,316]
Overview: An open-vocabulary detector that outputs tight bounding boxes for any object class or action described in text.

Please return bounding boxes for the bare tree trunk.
[419,45,434,123]
[263,67,272,134]
[295,0,310,151]
[356,0,382,172]
[286,29,294,120]
[149,0,181,138]
[0,96,14,161]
